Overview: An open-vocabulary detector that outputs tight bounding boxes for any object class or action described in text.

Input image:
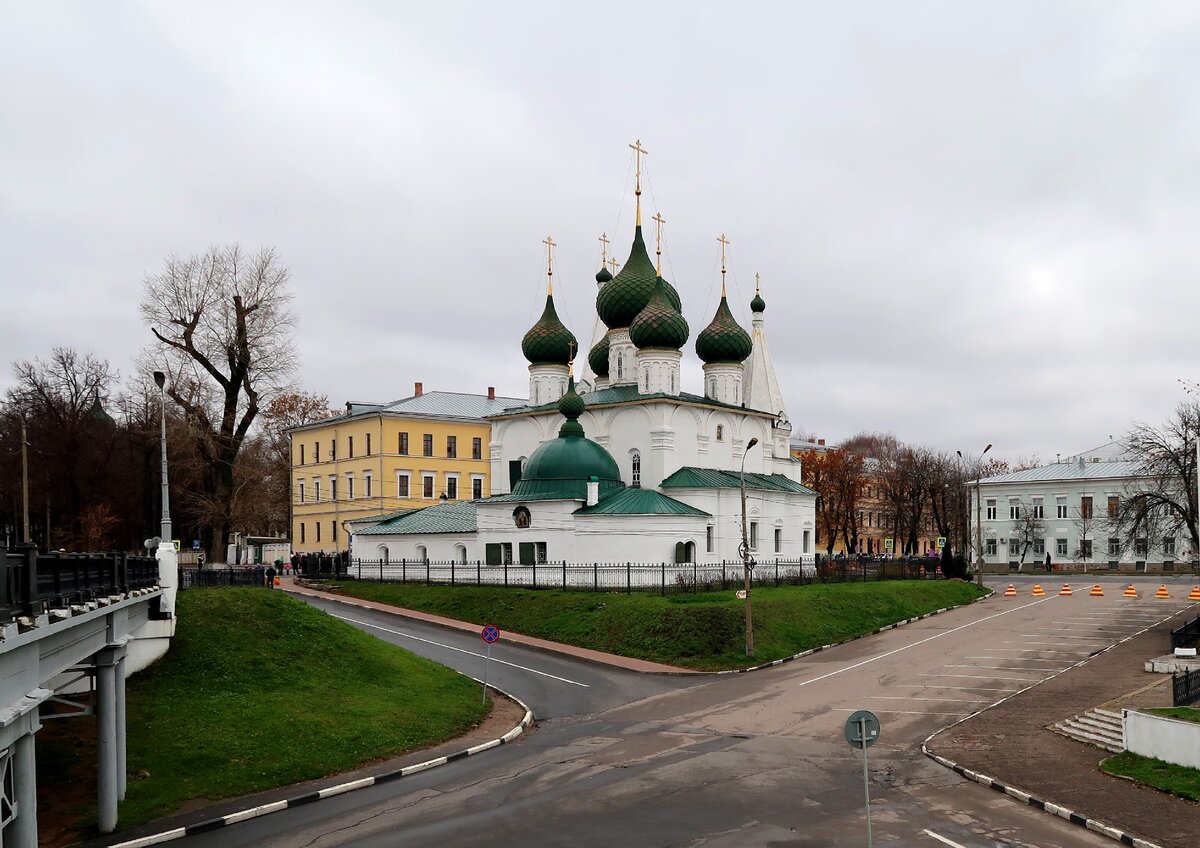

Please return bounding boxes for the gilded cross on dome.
[599,232,610,266]
[543,235,557,295]
[629,139,648,225]
[652,212,666,275]
[717,234,731,296]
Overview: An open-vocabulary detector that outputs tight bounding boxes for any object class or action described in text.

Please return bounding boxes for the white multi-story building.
[972,442,1191,572]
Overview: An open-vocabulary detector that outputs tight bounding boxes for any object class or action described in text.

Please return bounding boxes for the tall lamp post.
[740,437,760,657]
[957,444,992,588]
[153,371,177,616]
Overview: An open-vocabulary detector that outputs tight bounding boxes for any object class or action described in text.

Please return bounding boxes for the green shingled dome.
[596,265,612,284]
[521,294,578,365]
[630,276,689,350]
[696,295,752,364]
[588,333,610,377]
[751,291,766,313]
[596,227,682,328]
[557,375,586,430]
[514,377,623,498]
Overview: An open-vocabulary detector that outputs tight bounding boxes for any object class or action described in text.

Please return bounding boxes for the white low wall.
[1124,709,1200,769]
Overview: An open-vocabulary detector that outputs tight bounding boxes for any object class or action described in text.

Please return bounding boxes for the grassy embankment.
[330,579,987,670]
[1100,708,1200,801]
[116,588,489,828]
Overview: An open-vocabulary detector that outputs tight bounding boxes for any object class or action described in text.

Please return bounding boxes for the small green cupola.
[630,276,689,350]
[696,295,752,364]
[596,265,612,284]
[521,292,577,365]
[751,274,766,313]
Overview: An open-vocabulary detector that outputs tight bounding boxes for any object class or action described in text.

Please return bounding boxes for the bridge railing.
[1,545,160,622]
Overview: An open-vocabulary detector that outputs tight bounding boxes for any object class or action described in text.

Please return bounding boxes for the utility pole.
[21,419,30,544]
[958,444,992,588]
[740,437,760,657]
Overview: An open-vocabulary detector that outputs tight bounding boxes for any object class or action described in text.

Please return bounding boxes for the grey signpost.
[843,709,881,848]
[481,624,500,704]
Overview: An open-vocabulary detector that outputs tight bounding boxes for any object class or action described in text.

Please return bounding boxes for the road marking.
[1003,641,1094,648]
[922,673,1038,682]
[794,597,1052,690]
[945,664,1065,673]
[1019,634,1107,640]
[834,708,967,717]
[331,614,590,687]
[923,828,968,848]
[964,656,1070,663]
[869,696,987,703]
[990,646,1090,653]
[919,685,1019,692]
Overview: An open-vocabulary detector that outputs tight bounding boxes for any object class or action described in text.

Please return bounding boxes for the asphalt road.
[178,578,1199,848]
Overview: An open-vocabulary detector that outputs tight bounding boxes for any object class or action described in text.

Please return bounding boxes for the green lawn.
[328,579,987,670]
[1146,707,1200,724]
[1101,751,1200,801]
[120,588,489,828]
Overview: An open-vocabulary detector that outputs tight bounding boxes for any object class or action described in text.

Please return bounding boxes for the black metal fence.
[178,566,273,589]
[1171,616,1200,651]
[1173,667,1200,706]
[340,556,944,596]
[2,544,160,622]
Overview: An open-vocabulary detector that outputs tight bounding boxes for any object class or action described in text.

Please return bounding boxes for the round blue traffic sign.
[481,624,500,644]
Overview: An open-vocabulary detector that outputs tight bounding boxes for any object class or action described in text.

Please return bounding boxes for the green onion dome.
[588,333,610,377]
[557,375,586,433]
[630,276,689,351]
[696,295,752,364]
[521,293,578,366]
[596,227,682,328]
[750,291,766,313]
[596,265,612,284]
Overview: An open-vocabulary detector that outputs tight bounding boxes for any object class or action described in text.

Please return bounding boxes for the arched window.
[415,544,428,564]
[454,543,468,564]
[376,545,389,564]
[716,424,724,442]
[643,368,649,392]
[670,371,675,393]
[534,384,539,405]
[631,450,641,488]
[617,353,624,380]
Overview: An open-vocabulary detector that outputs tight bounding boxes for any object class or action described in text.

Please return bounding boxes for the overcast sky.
[3,1,1199,463]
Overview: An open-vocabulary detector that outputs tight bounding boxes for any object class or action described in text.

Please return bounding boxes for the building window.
[330,439,336,461]
[472,476,483,499]
[985,538,997,556]
[716,425,724,442]
[366,433,372,456]
[1056,538,1068,556]
[706,525,714,553]
[447,435,457,458]
[776,528,783,554]
[1135,537,1147,557]
[314,479,321,503]
[1033,537,1045,555]
[1056,496,1067,519]
[423,434,433,457]
[348,435,354,458]
[314,442,320,463]
[631,451,641,487]
[397,473,410,498]
[1164,536,1176,556]
[473,437,482,459]
[316,521,321,543]
[330,476,337,501]
[535,542,547,564]
[750,521,759,551]
[332,521,337,542]
[986,499,996,520]
[446,475,458,499]
[1108,537,1121,556]
[1107,496,1120,519]
[670,371,675,393]
[298,481,305,504]
[1080,496,1093,519]
[300,522,305,543]
[1031,497,1043,519]
[617,354,623,380]
[1080,539,1093,558]
[502,542,514,565]
[299,444,305,465]
[399,432,409,455]
[347,475,354,500]
[802,529,810,554]
[1009,499,1020,520]
[423,474,435,499]
[364,471,372,498]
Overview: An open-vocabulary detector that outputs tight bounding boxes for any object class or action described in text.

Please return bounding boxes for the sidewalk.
[929,612,1200,848]
[284,579,692,674]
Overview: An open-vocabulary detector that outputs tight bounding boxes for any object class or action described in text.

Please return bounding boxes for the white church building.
[349,152,816,567]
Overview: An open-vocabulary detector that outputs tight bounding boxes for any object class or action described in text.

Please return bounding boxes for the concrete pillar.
[95,647,125,833]
[10,732,38,848]
[115,654,127,800]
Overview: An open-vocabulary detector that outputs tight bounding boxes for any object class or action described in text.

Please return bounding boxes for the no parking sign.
[480,624,500,704]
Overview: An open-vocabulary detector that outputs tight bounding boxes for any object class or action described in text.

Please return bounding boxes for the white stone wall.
[1124,709,1200,769]
[702,362,744,407]
[636,349,682,396]
[528,364,568,407]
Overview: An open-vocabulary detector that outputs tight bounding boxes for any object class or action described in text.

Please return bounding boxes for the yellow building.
[288,383,526,553]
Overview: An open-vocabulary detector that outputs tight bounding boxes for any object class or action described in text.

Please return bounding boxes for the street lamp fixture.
[153,371,171,544]
[740,437,760,657]
[957,444,992,588]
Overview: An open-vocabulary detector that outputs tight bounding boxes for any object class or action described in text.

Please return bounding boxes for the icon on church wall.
[513,506,531,529]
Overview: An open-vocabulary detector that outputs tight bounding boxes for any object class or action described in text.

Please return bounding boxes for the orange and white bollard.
[1031,583,1046,597]
[1089,584,1104,597]
[1004,584,1018,597]
[1154,584,1171,599]
[1059,584,1073,596]
[1123,584,1139,598]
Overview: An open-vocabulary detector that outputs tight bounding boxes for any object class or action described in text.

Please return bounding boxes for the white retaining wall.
[1124,709,1200,769]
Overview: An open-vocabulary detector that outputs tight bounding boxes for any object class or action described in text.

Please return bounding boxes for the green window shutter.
[675,541,686,563]
[519,542,536,565]
[509,460,523,487]
[485,543,501,566]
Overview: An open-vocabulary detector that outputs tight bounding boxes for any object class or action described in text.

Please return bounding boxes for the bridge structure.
[0,543,176,847]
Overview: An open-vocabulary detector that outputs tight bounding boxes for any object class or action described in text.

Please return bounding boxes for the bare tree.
[140,245,296,560]
[1009,502,1046,571]
[1073,506,1100,573]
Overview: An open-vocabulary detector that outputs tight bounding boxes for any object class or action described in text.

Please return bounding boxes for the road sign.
[172,539,181,552]
[884,538,894,551]
[480,625,500,704]
[192,539,201,550]
[481,624,500,643]
[937,536,947,549]
[844,710,881,749]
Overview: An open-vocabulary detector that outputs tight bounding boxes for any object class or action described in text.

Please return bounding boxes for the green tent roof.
[354,500,477,535]
[574,487,710,516]
[660,467,817,494]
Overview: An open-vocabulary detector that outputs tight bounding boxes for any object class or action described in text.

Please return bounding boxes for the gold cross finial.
[599,232,610,265]
[717,234,730,297]
[543,235,556,295]
[629,139,648,226]
[755,272,761,294]
[652,212,666,275]
[608,257,619,275]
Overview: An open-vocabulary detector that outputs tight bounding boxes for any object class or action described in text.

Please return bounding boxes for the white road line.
[869,696,987,703]
[794,597,1052,689]
[989,646,1090,653]
[945,665,1064,673]
[919,685,1019,692]
[331,614,590,687]
[964,656,1070,663]
[1004,641,1095,648]
[923,828,968,848]
[1019,634,1107,640]
[833,708,967,717]
[922,673,1038,682]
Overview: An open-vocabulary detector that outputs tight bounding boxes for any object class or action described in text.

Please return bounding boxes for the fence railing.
[178,566,273,589]
[2,544,160,623]
[1171,616,1200,651]
[1173,667,1200,706]
[338,556,943,595]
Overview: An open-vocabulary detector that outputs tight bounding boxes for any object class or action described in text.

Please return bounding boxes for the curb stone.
[107,689,534,848]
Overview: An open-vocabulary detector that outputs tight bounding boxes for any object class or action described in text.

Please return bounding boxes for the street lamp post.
[957,445,992,588]
[153,371,178,616]
[740,437,760,657]
[153,372,171,544]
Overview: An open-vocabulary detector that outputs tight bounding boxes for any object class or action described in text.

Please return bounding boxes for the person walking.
[265,562,277,589]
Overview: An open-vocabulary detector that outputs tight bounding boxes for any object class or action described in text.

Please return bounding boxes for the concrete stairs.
[1052,708,1125,753]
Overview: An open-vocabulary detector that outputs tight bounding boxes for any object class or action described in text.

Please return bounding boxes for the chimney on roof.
[488,386,495,400]
[1078,456,1085,470]
[414,381,423,397]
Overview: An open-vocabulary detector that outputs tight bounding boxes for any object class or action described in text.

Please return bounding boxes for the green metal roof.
[483,477,625,502]
[660,466,817,495]
[574,487,710,516]
[354,500,477,535]
[346,508,419,528]
[493,384,772,419]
